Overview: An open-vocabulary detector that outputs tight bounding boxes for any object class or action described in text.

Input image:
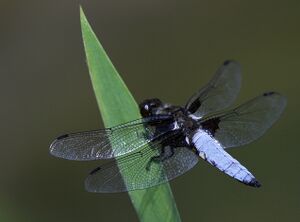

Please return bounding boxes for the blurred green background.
[0,0,298,221]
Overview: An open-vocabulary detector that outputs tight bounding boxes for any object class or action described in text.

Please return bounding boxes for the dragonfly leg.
[145,146,175,171]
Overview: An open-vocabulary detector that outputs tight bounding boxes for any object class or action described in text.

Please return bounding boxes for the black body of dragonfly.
[50,60,286,193]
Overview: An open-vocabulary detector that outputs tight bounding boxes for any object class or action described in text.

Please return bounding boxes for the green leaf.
[80,7,181,222]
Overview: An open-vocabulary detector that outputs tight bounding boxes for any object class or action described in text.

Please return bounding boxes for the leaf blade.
[80,7,181,222]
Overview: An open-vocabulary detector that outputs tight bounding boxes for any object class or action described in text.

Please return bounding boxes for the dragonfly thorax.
[173,109,198,131]
[139,98,198,133]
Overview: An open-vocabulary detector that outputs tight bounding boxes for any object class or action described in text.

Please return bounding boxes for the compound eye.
[140,104,150,117]
[139,98,162,117]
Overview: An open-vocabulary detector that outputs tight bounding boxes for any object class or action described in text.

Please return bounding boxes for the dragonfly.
[50,60,286,193]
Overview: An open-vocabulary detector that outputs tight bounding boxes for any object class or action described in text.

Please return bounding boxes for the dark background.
[0,0,299,221]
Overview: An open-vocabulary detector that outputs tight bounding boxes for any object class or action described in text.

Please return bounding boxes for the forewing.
[185,60,241,118]
[49,115,174,160]
[85,133,198,193]
[200,92,287,148]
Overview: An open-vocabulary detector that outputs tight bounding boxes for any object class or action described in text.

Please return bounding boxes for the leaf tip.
[79,5,84,15]
[79,6,87,24]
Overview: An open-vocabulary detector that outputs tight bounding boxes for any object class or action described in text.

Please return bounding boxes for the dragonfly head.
[140,98,180,117]
[139,98,163,117]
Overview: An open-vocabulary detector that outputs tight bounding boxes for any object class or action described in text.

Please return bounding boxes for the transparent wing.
[185,60,241,118]
[85,132,198,193]
[49,115,175,160]
[200,92,287,148]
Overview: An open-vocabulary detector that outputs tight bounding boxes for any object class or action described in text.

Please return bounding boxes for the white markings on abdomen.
[192,129,261,187]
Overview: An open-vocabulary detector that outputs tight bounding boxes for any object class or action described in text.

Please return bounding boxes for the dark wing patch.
[188,99,202,114]
[201,117,221,136]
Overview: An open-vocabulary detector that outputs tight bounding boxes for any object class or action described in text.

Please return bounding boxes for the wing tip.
[84,174,114,193]
[49,134,71,159]
[49,134,67,154]
[49,134,69,150]
[262,91,287,110]
[84,177,94,193]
